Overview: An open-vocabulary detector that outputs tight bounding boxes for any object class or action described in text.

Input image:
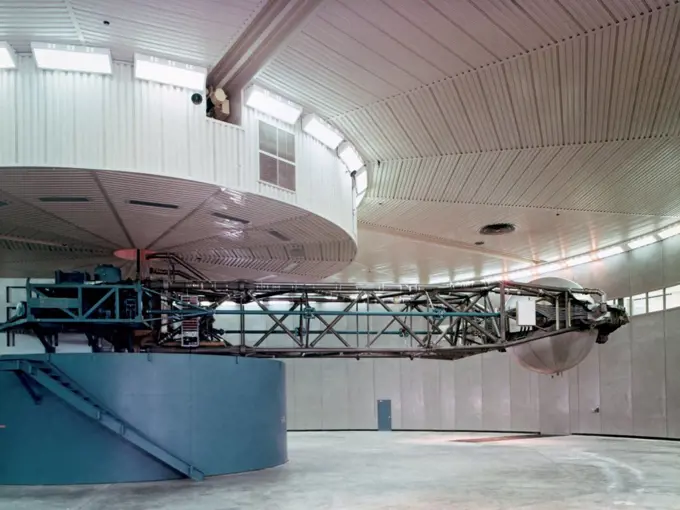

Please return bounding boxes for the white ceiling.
[256,0,680,282]
[0,0,266,66]
[0,169,356,280]
[2,0,680,284]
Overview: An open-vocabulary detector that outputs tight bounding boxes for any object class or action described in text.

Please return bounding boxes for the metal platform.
[1,278,629,359]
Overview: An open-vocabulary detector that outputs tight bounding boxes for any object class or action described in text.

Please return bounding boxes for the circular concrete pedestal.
[0,354,287,485]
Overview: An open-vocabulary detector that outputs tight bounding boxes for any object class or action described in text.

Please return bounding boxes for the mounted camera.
[191,93,203,106]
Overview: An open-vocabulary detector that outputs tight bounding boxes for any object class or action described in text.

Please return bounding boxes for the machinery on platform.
[1,264,629,371]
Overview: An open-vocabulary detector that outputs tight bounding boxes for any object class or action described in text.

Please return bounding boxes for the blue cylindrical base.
[0,354,287,485]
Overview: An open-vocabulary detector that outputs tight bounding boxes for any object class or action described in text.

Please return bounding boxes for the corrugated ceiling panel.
[470,150,525,204]
[318,0,446,84]
[584,26,617,143]
[0,1,79,53]
[482,149,542,205]
[478,64,522,149]
[426,0,525,58]
[425,80,479,153]
[609,15,649,141]
[334,110,402,161]
[498,146,563,205]
[386,95,440,157]
[71,0,265,65]
[301,17,422,93]
[405,88,462,154]
[628,7,680,138]
[518,0,585,39]
[453,72,501,151]
[559,0,616,29]
[467,0,552,51]
[386,0,496,67]
[454,152,503,203]
[333,0,469,77]
[540,141,626,208]
[601,0,655,20]
[512,145,585,207]
[256,67,354,119]
[651,12,680,136]
[439,153,481,202]
[503,56,543,148]
[559,34,587,145]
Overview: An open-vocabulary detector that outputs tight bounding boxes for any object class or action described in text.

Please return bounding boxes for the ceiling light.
[212,212,249,225]
[627,236,656,249]
[128,199,179,210]
[282,262,299,272]
[566,254,593,267]
[0,42,17,69]
[596,246,624,259]
[302,114,344,149]
[535,262,563,275]
[507,269,531,280]
[338,142,364,172]
[268,230,290,242]
[39,196,90,203]
[658,224,680,239]
[245,85,302,124]
[31,42,112,74]
[134,53,206,90]
[454,273,475,282]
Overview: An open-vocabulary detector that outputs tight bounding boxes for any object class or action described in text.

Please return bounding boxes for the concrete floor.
[2,432,680,509]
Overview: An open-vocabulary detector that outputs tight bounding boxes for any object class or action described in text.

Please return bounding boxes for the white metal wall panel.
[347,359,376,429]
[3,57,244,187]
[321,360,349,430]
[538,373,571,435]
[400,359,426,429]
[292,360,323,430]
[509,358,539,432]
[631,313,667,437]
[574,348,602,435]
[481,352,511,430]
[599,327,633,436]
[665,308,680,438]
[439,363,456,430]
[454,355,482,430]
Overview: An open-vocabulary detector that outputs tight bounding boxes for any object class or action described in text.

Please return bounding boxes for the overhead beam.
[359,222,543,265]
[208,0,324,121]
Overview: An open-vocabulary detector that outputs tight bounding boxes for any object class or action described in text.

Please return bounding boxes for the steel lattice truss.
[147,280,629,359]
[1,279,629,358]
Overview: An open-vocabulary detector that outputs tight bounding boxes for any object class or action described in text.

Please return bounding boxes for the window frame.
[257,120,296,192]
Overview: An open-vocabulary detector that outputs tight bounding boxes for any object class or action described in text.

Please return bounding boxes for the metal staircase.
[0,358,204,481]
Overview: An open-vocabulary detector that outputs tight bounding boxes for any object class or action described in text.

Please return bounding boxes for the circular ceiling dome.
[506,277,597,375]
[479,223,516,235]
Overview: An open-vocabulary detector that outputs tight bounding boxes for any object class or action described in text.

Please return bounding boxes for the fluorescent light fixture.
[658,224,680,239]
[355,168,368,195]
[536,262,563,275]
[507,269,531,280]
[245,84,302,124]
[282,262,299,272]
[134,53,205,90]
[455,280,476,287]
[596,246,624,259]
[302,114,344,149]
[454,273,475,282]
[31,42,112,74]
[338,142,364,172]
[627,236,656,249]
[566,254,593,267]
[0,42,17,69]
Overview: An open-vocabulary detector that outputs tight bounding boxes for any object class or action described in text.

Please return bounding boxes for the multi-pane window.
[258,121,296,192]
[666,285,680,309]
[632,293,646,316]
[648,289,664,313]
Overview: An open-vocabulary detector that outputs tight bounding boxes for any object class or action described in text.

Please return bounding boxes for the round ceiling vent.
[479,223,516,236]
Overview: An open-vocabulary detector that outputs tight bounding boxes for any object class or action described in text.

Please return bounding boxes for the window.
[258,121,296,191]
[631,293,646,315]
[666,285,680,309]
[648,289,664,313]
